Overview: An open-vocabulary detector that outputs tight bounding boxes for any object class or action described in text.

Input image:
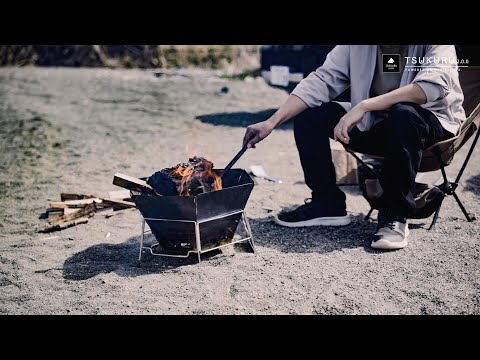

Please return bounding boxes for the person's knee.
[387,102,424,126]
[294,103,340,134]
[389,102,420,121]
[294,107,315,128]
[385,102,427,138]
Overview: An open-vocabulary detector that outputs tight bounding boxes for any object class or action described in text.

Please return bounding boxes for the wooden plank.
[98,198,136,209]
[47,203,96,224]
[46,208,64,215]
[108,190,131,200]
[47,209,64,220]
[64,208,81,215]
[102,208,136,218]
[113,173,159,195]
[39,217,89,233]
[47,208,80,220]
[61,193,97,201]
[49,198,102,209]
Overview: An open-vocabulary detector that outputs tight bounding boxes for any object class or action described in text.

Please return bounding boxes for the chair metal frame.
[344,103,480,230]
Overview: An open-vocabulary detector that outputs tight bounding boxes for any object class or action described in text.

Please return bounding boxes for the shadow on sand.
[62,235,225,281]
[248,213,406,255]
[465,173,480,196]
[63,213,397,281]
[195,108,293,130]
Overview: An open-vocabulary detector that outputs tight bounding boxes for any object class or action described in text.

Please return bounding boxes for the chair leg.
[364,207,374,221]
[428,203,442,230]
[343,146,381,178]
[454,121,480,185]
[452,191,473,222]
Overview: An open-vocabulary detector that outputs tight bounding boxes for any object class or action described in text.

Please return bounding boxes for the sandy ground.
[1,67,479,315]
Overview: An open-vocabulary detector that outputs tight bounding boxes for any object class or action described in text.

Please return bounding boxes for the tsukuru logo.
[383,54,401,73]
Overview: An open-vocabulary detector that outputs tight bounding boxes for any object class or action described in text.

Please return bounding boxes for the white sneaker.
[371,217,409,250]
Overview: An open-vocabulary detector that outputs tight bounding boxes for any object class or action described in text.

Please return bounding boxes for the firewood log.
[60,193,97,201]
[113,173,159,195]
[39,217,90,233]
[98,198,136,209]
[49,198,102,209]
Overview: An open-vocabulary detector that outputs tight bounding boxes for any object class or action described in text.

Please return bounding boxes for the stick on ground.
[39,217,90,233]
[47,203,96,225]
[60,193,97,201]
[49,198,102,209]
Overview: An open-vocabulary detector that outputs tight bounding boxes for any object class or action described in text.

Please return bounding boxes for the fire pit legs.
[137,209,255,263]
[242,213,255,253]
[194,222,202,263]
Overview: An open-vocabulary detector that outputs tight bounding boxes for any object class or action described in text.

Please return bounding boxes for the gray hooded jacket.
[291,45,465,135]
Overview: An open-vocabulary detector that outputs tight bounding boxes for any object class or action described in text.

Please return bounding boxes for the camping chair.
[344,68,480,230]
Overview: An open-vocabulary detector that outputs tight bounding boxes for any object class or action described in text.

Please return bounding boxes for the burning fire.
[171,157,222,196]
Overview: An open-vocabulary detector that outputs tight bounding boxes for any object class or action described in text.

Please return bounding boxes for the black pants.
[293,102,453,217]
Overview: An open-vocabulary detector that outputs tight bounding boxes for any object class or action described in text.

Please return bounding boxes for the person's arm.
[335,45,460,144]
[333,83,427,144]
[243,45,351,148]
[364,83,427,111]
[243,94,308,148]
[290,45,351,107]
[411,45,458,103]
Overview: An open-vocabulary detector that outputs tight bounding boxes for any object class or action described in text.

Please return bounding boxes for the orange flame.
[171,157,222,196]
[212,172,222,191]
[174,164,194,196]
[200,164,223,192]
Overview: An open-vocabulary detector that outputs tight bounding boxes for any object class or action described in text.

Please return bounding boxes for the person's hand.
[243,120,275,148]
[333,103,367,144]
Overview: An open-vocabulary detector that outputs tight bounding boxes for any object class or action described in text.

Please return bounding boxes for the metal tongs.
[220,144,249,179]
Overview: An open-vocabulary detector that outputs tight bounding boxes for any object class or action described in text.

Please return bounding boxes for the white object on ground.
[250,165,283,183]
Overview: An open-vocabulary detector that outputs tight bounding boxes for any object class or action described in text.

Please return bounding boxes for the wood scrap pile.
[39,190,136,233]
[39,156,223,233]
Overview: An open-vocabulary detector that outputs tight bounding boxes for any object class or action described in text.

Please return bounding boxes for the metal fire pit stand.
[138,209,255,263]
